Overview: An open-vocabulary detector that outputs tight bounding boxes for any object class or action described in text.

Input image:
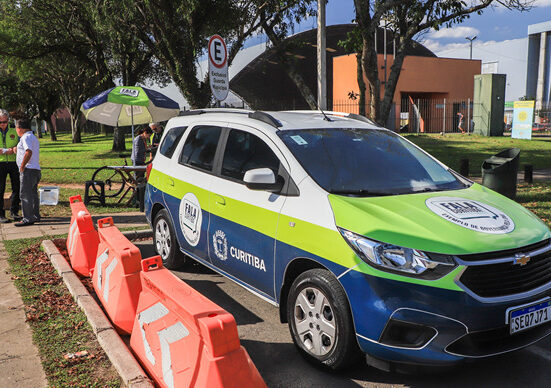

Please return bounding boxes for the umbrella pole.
[131,105,134,142]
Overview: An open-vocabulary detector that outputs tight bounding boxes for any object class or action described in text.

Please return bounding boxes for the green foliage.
[351,0,532,124]
[103,0,316,108]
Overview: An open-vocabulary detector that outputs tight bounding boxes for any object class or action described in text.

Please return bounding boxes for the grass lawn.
[517,183,551,228]
[39,132,134,184]
[405,133,551,177]
[38,132,551,184]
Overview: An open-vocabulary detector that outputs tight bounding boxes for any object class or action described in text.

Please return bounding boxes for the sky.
[287,0,551,54]
[157,1,551,107]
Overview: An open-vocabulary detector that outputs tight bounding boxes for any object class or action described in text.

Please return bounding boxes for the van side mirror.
[243,168,283,192]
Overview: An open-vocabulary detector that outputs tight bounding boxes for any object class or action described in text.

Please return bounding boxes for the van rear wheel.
[153,209,185,270]
[287,269,360,370]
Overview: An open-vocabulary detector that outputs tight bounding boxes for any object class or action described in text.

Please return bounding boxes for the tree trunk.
[70,111,82,143]
[47,120,57,141]
[362,38,382,124]
[262,19,317,110]
[36,120,43,138]
[379,42,408,125]
[112,126,126,152]
[356,53,366,116]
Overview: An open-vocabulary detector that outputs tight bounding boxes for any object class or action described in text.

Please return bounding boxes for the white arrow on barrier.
[95,249,116,302]
[137,302,189,388]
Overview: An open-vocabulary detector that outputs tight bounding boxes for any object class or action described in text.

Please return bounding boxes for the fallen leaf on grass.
[25,313,39,322]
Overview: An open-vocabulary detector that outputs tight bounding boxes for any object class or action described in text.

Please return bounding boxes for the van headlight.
[338,228,456,279]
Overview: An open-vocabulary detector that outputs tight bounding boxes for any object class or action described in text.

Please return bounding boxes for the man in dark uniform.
[0,109,21,223]
[149,122,163,158]
[149,122,163,148]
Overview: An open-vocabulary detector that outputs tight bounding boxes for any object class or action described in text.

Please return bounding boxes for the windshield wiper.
[330,189,397,197]
[411,187,447,193]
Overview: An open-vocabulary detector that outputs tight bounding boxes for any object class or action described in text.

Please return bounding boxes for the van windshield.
[278,128,467,196]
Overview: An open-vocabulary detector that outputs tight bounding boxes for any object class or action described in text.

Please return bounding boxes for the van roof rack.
[248,111,282,128]
[178,110,205,116]
[178,108,250,117]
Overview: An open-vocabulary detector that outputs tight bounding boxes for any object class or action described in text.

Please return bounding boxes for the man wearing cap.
[11,119,41,226]
[0,109,21,223]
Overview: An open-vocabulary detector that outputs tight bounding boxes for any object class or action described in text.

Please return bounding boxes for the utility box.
[473,74,506,136]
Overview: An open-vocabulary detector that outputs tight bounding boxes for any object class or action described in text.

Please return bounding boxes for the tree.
[105,0,315,108]
[0,64,59,140]
[352,0,532,125]
[0,0,168,145]
[260,1,317,109]
[93,1,171,151]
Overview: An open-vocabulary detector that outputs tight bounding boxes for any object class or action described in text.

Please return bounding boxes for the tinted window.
[221,130,280,181]
[279,128,466,196]
[159,126,187,158]
[179,126,222,171]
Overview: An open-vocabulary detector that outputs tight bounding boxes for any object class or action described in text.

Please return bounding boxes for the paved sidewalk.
[0,210,148,386]
[0,242,47,387]
[0,211,148,240]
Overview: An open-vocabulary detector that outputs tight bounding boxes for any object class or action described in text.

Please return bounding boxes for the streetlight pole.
[466,35,477,60]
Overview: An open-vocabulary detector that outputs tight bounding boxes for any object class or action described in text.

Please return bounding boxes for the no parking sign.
[208,35,229,102]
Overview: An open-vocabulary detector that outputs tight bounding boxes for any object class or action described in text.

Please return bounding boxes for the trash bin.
[481,148,520,198]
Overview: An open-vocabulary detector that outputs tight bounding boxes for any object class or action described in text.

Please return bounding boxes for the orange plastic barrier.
[130,258,266,388]
[66,195,99,277]
[92,217,142,334]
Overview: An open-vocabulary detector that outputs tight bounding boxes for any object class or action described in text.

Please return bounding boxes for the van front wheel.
[153,209,185,270]
[287,269,360,370]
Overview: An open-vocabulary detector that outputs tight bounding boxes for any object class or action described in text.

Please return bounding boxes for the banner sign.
[511,100,534,140]
[208,35,229,102]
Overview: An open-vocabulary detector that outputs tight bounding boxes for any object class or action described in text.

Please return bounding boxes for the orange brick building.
[333,54,481,131]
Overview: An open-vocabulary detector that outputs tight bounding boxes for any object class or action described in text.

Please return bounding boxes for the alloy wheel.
[293,286,337,357]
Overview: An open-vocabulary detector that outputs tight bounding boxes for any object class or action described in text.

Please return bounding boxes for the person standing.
[13,119,41,226]
[149,122,163,148]
[149,122,163,159]
[0,109,21,223]
[131,126,153,170]
[457,112,466,134]
[131,127,152,209]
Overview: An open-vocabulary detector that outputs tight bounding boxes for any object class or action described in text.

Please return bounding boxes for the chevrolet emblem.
[514,254,530,266]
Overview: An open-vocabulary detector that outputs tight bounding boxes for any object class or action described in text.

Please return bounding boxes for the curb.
[122,229,153,240]
[41,240,154,388]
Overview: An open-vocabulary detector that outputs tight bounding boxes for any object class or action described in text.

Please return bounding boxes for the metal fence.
[334,98,484,134]
[535,102,551,132]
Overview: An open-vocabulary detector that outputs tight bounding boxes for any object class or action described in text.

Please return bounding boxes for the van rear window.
[159,126,187,158]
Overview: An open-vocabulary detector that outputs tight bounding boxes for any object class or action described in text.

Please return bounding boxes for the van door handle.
[214,194,226,206]
[168,178,174,186]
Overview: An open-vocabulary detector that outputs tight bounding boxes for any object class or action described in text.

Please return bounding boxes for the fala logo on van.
[178,193,202,246]
[426,197,514,234]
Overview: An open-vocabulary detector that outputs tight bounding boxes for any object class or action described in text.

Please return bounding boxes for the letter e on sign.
[208,34,229,101]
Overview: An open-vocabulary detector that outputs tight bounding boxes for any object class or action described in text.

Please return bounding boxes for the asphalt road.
[136,240,551,388]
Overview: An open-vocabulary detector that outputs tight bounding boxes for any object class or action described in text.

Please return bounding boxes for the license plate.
[509,300,551,334]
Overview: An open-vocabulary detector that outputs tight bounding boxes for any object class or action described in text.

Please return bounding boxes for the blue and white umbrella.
[81,86,180,140]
